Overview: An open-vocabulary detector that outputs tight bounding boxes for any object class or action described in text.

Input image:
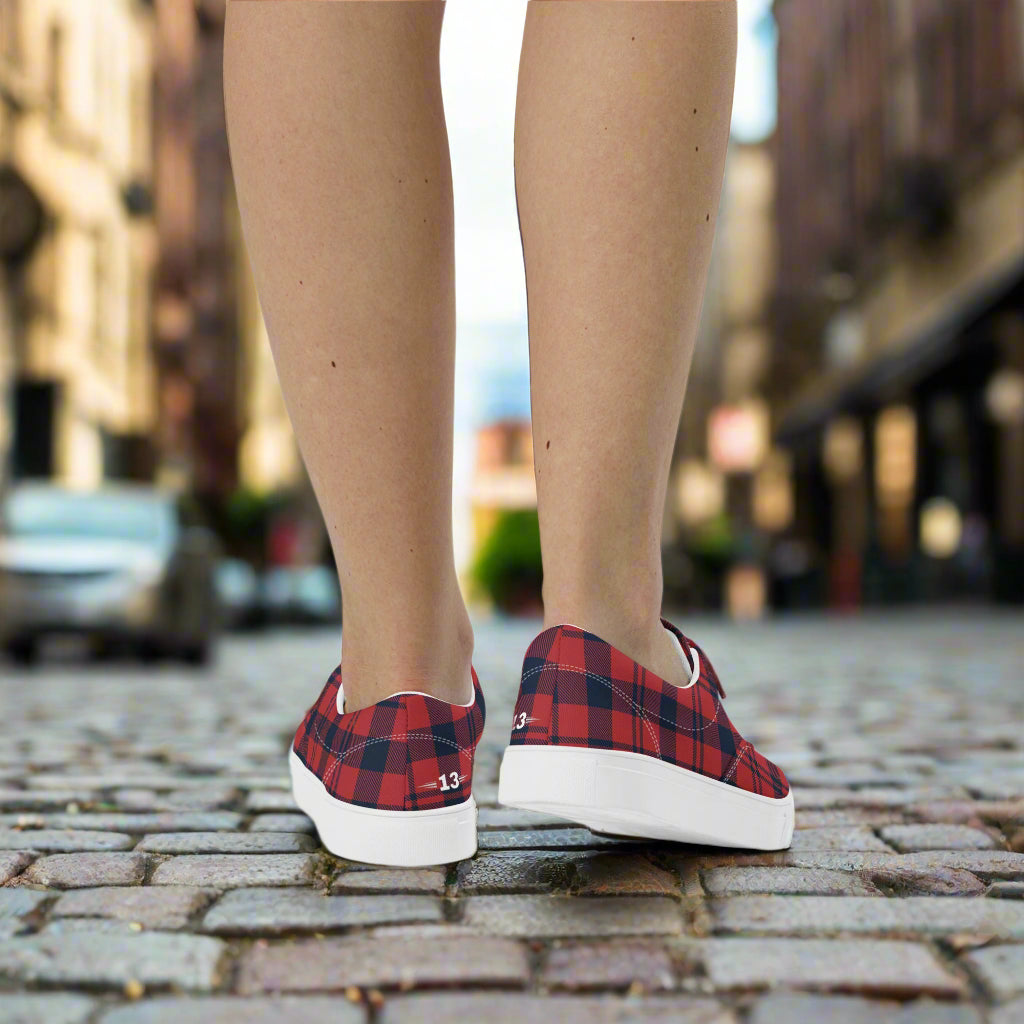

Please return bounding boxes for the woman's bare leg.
[515,0,737,686]
[223,0,472,712]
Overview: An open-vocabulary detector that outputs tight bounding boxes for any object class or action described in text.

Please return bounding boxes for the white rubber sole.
[289,748,477,866]
[498,744,794,850]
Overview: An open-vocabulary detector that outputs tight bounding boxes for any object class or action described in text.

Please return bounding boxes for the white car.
[0,483,221,665]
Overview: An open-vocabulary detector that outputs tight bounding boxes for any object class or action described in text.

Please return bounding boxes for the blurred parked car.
[260,565,341,625]
[0,483,221,665]
[214,558,264,630]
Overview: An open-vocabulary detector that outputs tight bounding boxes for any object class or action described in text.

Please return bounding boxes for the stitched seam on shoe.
[551,661,660,755]
[321,731,475,792]
[723,740,750,784]
[310,694,460,754]
[526,662,722,735]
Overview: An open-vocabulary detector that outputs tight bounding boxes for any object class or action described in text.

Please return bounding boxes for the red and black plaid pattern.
[508,619,788,800]
[292,665,485,812]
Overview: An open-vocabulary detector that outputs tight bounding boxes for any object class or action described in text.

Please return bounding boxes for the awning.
[775,253,1024,445]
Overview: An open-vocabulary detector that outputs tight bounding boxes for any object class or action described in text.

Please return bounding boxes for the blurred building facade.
[153,0,243,499]
[771,0,1024,604]
[0,0,299,508]
[0,0,157,489]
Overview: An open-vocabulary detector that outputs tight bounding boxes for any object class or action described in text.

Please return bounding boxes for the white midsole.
[289,748,477,866]
[498,743,794,850]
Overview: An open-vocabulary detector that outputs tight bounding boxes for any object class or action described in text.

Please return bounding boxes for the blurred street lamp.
[920,497,962,559]
[985,369,1024,425]
[707,398,770,473]
[875,405,916,507]
[674,459,724,527]
[823,416,864,482]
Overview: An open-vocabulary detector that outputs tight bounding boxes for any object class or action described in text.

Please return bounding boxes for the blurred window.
[2,489,174,545]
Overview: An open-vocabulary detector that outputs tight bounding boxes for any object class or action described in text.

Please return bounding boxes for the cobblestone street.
[1,610,1023,1023]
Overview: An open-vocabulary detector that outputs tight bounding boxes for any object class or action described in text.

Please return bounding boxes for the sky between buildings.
[437,0,777,571]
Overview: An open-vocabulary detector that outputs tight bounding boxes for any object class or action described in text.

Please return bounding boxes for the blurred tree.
[468,508,543,616]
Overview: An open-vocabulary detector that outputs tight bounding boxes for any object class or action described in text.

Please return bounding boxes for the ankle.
[541,602,687,687]
[339,601,475,713]
[542,592,663,648]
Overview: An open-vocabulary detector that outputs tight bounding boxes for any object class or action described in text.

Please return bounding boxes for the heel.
[290,749,477,866]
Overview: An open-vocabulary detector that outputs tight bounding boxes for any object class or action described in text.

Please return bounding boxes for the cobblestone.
[538,940,676,991]
[0,930,226,990]
[989,882,1024,898]
[98,997,365,1023]
[701,867,882,896]
[0,994,96,1024]
[245,790,300,812]
[462,895,683,937]
[247,813,314,833]
[150,853,316,887]
[456,850,585,894]
[1,614,1023,1018]
[477,807,569,829]
[866,865,985,896]
[477,828,635,850]
[880,824,998,851]
[0,812,243,832]
[237,934,530,993]
[990,998,1024,1024]
[378,995,731,1024]
[0,889,50,938]
[788,827,894,852]
[22,852,148,888]
[137,831,315,854]
[701,938,964,996]
[962,943,1024,1001]
[703,850,1024,878]
[0,850,32,882]
[330,867,447,894]
[747,993,982,1024]
[0,789,97,810]
[711,895,1024,937]
[201,887,443,934]
[572,854,680,896]
[52,886,217,930]
[0,828,135,850]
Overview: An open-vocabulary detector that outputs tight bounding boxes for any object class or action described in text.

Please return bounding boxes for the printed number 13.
[513,712,528,730]
[438,771,460,791]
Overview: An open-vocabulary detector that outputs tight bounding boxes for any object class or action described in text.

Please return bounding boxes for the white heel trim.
[289,748,477,866]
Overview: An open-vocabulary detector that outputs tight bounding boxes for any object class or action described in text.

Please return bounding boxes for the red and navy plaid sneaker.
[289,663,485,866]
[497,618,794,850]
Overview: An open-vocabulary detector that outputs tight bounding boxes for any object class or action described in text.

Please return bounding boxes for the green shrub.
[469,508,543,613]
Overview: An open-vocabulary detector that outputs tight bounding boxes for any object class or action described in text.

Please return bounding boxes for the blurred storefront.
[0,0,157,489]
[771,0,1024,605]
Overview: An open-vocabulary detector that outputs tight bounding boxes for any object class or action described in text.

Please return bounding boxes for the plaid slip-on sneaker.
[289,663,485,866]
[497,618,794,850]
